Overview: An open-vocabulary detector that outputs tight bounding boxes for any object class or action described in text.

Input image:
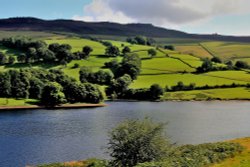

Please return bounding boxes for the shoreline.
[0,103,108,111]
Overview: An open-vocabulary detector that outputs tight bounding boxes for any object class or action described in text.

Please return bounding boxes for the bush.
[108,118,171,167]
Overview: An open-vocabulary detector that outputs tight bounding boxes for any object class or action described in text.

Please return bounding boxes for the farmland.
[1,34,250,101]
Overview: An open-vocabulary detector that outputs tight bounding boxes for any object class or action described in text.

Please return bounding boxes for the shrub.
[108,118,171,167]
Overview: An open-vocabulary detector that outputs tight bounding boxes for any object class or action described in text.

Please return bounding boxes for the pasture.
[130,73,247,89]
[164,87,250,100]
[201,42,250,61]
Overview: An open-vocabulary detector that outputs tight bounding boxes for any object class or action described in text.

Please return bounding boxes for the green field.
[130,73,247,89]
[0,98,38,106]
[175,45,212,59]
[164,87,250,100]
[201,42,250,61]
[45,38,106,55]
[1,33,250,101]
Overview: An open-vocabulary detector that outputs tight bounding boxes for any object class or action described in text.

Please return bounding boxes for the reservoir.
[0,101,250,166]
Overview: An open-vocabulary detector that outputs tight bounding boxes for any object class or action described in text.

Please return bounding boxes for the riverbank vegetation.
[38,119,244,167]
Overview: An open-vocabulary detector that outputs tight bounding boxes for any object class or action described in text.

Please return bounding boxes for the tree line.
[0,37,94,65]
[0,68,103,106]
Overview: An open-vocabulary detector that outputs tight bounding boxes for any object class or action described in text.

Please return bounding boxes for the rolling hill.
[1,17,250,42]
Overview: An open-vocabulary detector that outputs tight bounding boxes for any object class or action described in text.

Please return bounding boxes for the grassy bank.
[212,138,250,167]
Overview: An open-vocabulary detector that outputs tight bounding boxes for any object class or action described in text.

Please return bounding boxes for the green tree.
[82,46,93,58]
[116,54,141,80]
[235,61,249,69]
[0,52,7,65]
[79,67,93,83]
[63,82,87,103]
[149,84,164,100]
[40,82,66,107]
[148,49,157,57]
[29,78,44,99]
[134,36,147,45]
[108,118,170,167]
[0,72,11,97]
[9,70,30,98]
[211,57,222,63]
[106,74,132,98]
[122,46,131,55]
[8,56,15,64]
[17,53,26,63]
[105,46,120,57]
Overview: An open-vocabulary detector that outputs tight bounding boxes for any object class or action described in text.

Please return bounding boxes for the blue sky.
[0,0,92,19]
[1,0,250,36]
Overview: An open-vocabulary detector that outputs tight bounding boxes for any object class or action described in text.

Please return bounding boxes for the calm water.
[0,101,250,166]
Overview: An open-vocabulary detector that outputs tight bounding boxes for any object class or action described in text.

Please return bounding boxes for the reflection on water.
[0,101,250,166]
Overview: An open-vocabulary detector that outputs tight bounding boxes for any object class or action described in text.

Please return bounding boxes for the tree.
[108,118,170,167]
[105,46,120,57]
[43,50,56,62]
[122,46,131,55]
[115,54,141,80]
[94,70,114,85]
[197,58,213,72]
[79,67,93,83]
[40,82,66,107]
[17,53,26,63]
[134,36,147,45]
[8,56,15,64]
[26,47,37,63]
[0,72,11,97]
[211,57,222,63]
[235,61,249,69]
[148,49,157,57]
[9,70,30,98]
[106,74,132,97]
[164,45,175,51]
[82,46,93,58]
[29,78,44,99]
[63,82,87,103]
[149,84,164,100]
[0,52,7,65]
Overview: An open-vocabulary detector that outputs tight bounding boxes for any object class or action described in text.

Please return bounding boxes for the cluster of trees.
[79,67,114,85]
[0,68,103,106]
[1,37,94,65]
[104,44,132,57]
[196,57,250,73]
[127,36,155,46]
[166,81,246,92]
[0,52,16,65]
[122,84,164,100]
[164,45,175,51]
[105,53,141,80]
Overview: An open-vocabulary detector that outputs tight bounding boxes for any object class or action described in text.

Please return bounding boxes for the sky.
[1,0,250,36]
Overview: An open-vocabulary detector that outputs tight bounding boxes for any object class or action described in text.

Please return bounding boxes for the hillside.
[1,17,250,42]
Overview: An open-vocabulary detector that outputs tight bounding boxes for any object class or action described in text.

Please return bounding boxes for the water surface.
[0,101,250,166]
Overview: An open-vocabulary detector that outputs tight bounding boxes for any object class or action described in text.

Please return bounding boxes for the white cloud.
[73,0,135,23]
[73,0,250,29]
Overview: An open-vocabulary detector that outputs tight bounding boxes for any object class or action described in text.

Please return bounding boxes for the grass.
[169,53,203,68]
[211,138,250,167]
[205,71,250,83]
[45,38,106,55]
[0,98,38,106]
[0,30,66,40]
[140,57,195,74]
[130,73,247,89]
[62,56,122,80]
[175,45,213,59]
[201,42,250,61]
[164,87,250,100]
